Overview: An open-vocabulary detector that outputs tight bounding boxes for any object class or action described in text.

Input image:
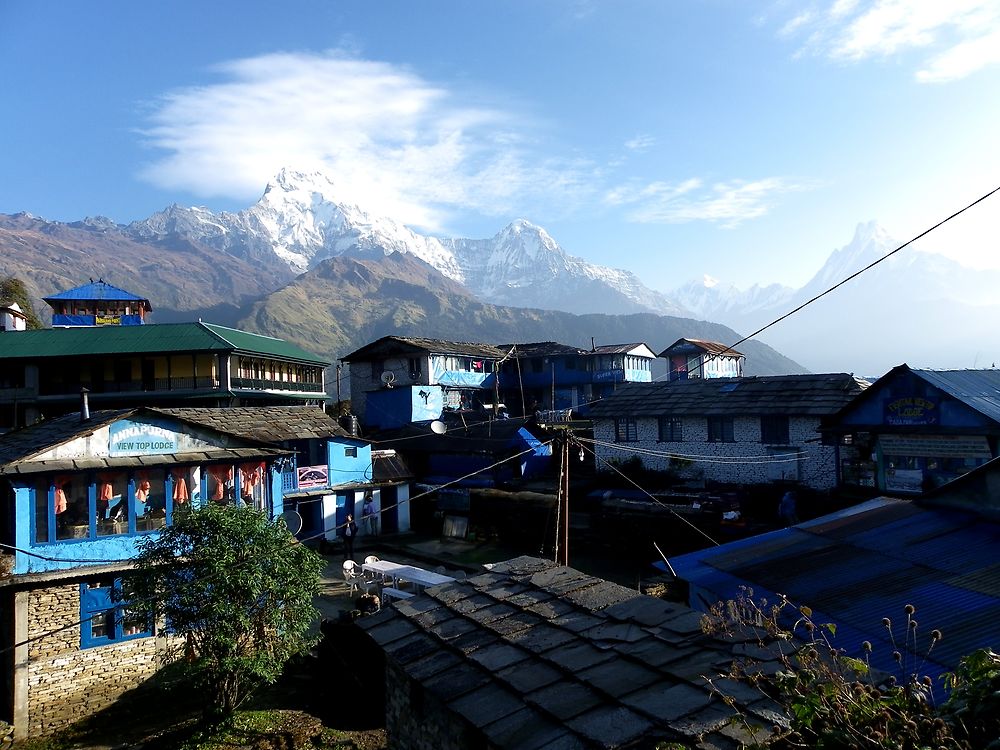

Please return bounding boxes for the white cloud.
[776,0,1000,82]
[139,50,807,232]
[605,177,810,227]
[139,51,593,231]
[624,134,656,152]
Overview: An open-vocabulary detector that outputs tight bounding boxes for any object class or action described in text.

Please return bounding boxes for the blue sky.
[2,0,999,291]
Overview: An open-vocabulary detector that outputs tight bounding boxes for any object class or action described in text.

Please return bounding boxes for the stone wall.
[23,582,172,737]
[594,415,839,490]
[384,661,479,750]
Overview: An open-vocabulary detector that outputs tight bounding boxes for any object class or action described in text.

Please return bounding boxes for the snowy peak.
[124,168,690,317]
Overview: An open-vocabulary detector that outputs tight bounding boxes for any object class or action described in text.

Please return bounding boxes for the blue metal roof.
[43,279,150,305]
[667,497,1000,681]
[912,368,1000,425]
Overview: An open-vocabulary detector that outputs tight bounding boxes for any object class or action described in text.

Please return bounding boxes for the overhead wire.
[671,184,1000,381]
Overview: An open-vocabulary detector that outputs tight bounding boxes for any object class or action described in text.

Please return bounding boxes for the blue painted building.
[499,341,656,415]
[822,364,1000,494]
[341,336,505,430]
[43,279,151,328]
[0,406,295,738]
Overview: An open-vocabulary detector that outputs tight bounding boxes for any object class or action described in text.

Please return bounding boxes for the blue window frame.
[80,578,152,649]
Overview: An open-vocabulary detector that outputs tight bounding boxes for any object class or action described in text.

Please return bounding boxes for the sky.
[2,0,999,293]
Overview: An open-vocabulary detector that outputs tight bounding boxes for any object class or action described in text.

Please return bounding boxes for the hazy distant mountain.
[671,221,1000,375]
[235,251,804,377]
[127,169,690,317]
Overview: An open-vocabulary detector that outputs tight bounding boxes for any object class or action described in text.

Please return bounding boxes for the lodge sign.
[885,396,938,426]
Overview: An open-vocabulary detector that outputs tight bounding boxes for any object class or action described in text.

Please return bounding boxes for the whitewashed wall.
[593,415,838,490]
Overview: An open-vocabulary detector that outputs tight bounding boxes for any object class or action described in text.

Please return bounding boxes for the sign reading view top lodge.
[109,420,180,456]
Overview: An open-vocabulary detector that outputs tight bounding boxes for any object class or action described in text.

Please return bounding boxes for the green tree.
[0,276,44,329]
[122,504,325,721]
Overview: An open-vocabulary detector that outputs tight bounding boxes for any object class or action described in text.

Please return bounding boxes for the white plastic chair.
[362,555,383,586]
[343,559,372,596]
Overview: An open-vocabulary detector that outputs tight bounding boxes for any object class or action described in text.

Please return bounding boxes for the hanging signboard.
[109,420,180,456]
[95,315,122,326]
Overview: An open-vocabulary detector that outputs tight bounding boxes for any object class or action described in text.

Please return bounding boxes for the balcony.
[39,377,220,396]
[231,377,325,393]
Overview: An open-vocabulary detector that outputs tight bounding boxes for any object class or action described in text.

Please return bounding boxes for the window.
[80,578,152,649]
[55,474,89,541]
[239,462,267,512]
[658,417,683,442]
[95,471,128,537]
[614,417,638,443]
[760,415,790,445]
[707,416,735,443]
[344,447,358,458]
[134,469,167,533]
[207,465,235,505]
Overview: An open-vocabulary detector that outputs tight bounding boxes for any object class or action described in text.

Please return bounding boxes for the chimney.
[80,387,90,422]
[591,337,596,352]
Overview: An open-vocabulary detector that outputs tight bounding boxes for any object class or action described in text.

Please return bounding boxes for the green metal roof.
[0,322,329,365]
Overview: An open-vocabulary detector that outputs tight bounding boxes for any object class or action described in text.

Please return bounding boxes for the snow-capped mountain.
[670,220,1000,374]
[127,169,688,317]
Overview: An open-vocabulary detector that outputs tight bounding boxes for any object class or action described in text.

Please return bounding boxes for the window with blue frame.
[33,463,246,544]
[79,578,152,649]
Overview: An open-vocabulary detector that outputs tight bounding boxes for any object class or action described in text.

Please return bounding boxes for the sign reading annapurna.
[109,420,179,457]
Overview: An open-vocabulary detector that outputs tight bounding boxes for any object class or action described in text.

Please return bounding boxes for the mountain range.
[0,169,799,377]
[4,168,993,377]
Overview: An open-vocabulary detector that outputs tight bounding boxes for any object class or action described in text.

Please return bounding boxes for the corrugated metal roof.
[659,338,745,358]
[588,373,866,418]
[43,280,150,306]
[0,322,328,364]
[589,342,653,356]
[912,368,1000,425]
[670,497,1000,679]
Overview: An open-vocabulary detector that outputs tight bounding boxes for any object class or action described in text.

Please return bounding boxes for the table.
[362,560,455,590]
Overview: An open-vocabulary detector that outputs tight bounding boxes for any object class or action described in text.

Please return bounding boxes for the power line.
[676,184,1000,380]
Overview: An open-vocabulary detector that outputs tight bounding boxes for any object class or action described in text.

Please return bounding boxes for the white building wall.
[593,415,838,490]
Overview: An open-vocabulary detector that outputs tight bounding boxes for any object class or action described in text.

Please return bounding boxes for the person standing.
[343,513,358,560]
[361,493,378,536]
[778,490,799,526]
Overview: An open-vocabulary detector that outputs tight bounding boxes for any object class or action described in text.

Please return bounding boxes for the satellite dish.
[279,510,303,535]
[430,420,447,435]
[380,371,395,387]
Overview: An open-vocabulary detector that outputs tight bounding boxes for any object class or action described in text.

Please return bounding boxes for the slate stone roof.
[0,408,293,475]
[359,556,786,749]
[341,335,506,362]
[587,373,866,419]
[150,407,353,443]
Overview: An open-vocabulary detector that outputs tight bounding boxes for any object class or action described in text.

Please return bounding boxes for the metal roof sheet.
[0,322,328,364]
[659,338,745,358]
[670,497,1000,679]
[43,279,149,304]
[588,373,866,418]
[912,368,1000,425]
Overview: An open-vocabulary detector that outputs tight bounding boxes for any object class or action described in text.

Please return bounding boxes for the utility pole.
[554,430,571,566]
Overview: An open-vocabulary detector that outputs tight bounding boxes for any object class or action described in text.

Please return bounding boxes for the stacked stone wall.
[24,582,171,736]
[595,415,839,490]
[384,661,478,750]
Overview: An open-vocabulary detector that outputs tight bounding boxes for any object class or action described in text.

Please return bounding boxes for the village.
[1,280,999,749]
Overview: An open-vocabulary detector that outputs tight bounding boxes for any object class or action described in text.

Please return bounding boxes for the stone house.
[358,555,782,749]
[0,405,361,739]
[587,373,867,491]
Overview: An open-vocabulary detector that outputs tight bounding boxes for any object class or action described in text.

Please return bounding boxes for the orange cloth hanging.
[171,469,189,504]
[239,462,264,498]
[207,465,233,501]
[134,470,151,503]
[53,476,70,514]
